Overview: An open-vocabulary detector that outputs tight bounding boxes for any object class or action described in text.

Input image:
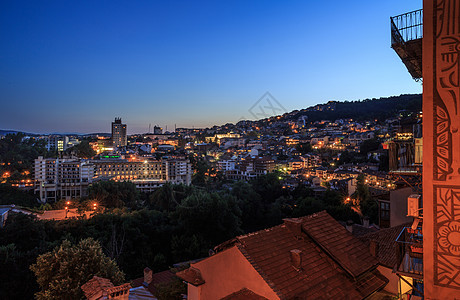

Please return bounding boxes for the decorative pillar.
[423,0,460,298]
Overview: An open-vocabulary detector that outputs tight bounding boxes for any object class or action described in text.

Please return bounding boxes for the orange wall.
[378,266,399,295]
[187,246,279,300]
[423,0,460,298]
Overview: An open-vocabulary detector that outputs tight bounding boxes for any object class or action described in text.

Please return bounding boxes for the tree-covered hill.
[268,94,422,124]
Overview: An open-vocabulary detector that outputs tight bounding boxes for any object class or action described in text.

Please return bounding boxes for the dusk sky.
[1,0,422,134]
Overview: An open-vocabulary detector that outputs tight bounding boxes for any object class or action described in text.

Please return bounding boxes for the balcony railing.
[391,9,423,45]
[396,226,423,277]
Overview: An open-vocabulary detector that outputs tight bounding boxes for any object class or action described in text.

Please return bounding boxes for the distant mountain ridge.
[0,130,111,137]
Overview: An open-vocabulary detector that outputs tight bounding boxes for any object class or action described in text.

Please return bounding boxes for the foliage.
[66,140,96,159]
[30,238,125,300]
[0,183,40,207]
[88,181,140,208]
[360,138,381,156]
[287,94,422,123]
[0,133,52,183]
[154,273,187,300]
[296,142,312,154]
[354,174,378,223]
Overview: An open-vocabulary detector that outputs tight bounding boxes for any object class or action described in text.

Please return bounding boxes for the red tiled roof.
[220,288,269,300]
[81,276,114,300]
[131,269,176,296]
[300,211,378,278]
[226,211,386,300]
[359,223,409,268]
[176,266,205,286]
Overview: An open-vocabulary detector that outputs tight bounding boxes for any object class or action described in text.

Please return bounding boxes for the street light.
[93,203,97,210]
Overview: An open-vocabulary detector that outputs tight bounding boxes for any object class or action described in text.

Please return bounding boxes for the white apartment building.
[34,156,94,203]
[91,157,192,192]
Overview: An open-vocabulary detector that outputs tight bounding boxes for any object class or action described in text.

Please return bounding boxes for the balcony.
[396,226,423,279]
[391,9,423,80]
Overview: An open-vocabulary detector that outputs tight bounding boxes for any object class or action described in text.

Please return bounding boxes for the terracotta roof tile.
[176,266,205,286]
[180,212,387,300]
[359,223,409,268]
[300,211,378,278]
[81,276,114,300]
[220,288,269,300]
[232,211,385,299]
[131,269,176,296]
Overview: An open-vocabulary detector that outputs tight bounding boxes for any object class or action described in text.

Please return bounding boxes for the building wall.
[389,187,414,227]
[423,0,460,298]
[378,265,399,295]
[188,246,279,300]
[34,157,93,202]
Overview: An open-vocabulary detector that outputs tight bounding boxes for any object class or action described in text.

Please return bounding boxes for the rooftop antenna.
[149,123,151,134]
[166,125,168,132]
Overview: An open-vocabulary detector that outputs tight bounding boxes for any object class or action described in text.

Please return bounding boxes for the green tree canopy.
[30,238,125,300]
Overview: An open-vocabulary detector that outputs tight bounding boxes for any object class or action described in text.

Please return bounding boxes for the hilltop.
[251,94,422,125]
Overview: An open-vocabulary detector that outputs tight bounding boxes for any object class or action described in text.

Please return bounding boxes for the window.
[380,202,390,220]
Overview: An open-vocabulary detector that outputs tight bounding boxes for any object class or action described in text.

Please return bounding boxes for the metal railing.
[396,226,423,277]
[391,9,423,44]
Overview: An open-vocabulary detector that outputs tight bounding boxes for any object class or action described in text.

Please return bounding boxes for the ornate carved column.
[424,0,460,298]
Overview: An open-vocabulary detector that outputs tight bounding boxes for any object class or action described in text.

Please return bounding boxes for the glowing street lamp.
[93,203,97,210]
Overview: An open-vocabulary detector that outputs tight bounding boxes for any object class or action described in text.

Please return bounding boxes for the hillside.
[275,94,422,123]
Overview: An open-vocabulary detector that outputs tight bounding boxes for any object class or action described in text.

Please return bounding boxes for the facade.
[91,158,192,192]
[111,118,127,148]
[47,135,69,152]
[34,156,94,203]
[422,1,460,298]
[392,2,460,298]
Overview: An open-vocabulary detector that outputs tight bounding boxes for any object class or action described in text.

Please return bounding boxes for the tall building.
[111,118,127,148]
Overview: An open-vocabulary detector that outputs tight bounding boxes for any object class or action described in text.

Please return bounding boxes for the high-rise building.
[112,118,127,148]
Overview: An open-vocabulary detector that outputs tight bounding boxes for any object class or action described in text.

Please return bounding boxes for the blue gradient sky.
[0,0,422,134]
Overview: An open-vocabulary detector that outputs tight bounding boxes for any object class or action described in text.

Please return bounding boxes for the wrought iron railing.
[391,9,423,45]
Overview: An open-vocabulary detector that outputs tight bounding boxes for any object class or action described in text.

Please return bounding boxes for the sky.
[0,0,422,134]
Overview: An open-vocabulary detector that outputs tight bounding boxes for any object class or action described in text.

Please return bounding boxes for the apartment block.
[34,156,94,203]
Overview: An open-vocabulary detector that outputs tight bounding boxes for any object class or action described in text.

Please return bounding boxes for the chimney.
[369,240,379,257]
[363,216,370,228]
[283,218,303,237]
[143,267,153,286]
[290,249,303,270]
[346,220,354,233]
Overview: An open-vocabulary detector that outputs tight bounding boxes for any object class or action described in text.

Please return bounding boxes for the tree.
[360,138,381,156]
[88,181,140,208]
[66,140,96,159]
[30,238,125,300]
[354,174,378,224]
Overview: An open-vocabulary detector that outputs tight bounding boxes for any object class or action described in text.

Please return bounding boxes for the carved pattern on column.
[434,186,460,288]
[435,104,451,181]
[433,0,460,290]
